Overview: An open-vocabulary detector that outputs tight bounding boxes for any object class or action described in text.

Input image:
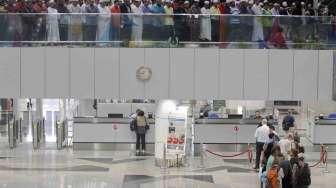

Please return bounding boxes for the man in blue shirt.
[282,111,295,132]
[150,0,165,40]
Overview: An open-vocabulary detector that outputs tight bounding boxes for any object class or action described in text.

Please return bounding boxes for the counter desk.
[73,117,155,150]
[312,119,336,144]
[193,119,260,144]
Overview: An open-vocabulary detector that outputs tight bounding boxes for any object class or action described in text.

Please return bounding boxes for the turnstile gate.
[56,121,67,150]
[32,119,45,150]
[8,118,22,149]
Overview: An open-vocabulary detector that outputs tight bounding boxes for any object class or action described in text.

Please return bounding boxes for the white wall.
[0,47,333,101]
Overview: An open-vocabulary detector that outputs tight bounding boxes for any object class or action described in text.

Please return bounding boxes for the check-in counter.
[193,118,261,144]
[73,117,155,150]
[312,119,336,144]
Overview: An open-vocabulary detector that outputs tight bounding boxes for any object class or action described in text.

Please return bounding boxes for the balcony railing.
[1,13,336,49]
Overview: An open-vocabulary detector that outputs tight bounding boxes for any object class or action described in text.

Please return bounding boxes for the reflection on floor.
[0,142,334,188]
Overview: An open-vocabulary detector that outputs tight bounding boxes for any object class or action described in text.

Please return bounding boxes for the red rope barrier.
[206,149,249,158]
[323,151,328,164]
[309,150,327,168]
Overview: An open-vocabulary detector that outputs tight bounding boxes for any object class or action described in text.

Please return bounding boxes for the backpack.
[297,163,311,186]
[130,119,137,131]
[267,166,280,188]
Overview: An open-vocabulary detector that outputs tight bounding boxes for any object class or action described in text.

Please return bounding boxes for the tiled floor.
[0,142,334,188]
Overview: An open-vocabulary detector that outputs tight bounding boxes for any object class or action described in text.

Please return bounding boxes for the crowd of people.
[0,0,334,47]
[254,111,311,188]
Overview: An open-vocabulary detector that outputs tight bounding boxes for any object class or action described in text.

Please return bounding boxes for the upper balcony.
[1,13,336,49]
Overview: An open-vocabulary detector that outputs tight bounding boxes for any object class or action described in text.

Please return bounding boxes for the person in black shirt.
[120,0,131,47]
[57,0,70,41]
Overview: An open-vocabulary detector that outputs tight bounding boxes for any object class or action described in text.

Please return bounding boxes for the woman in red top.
[218,0,229,48]
[110,0,121,43]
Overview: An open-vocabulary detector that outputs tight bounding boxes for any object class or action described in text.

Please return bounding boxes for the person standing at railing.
[68,0,83,41]
[47,0,60,42]
[183,1,192,42]
[163,0,174,41]
[200,1,211,42]
[20,0,35,42]
[251,0,264,48]
[190,0,201,42]
[131,0,143,47]
[173,0,188,42]
[83,0,99,43]
[150,0,165,41]
[33,0,47,41]
[210,0,220,42]
[57,0,70,41]
[141,0,154,41]
[120,0,132,46]
[271,3,280,15]
[97,0,111,44]
[110,0,121,43]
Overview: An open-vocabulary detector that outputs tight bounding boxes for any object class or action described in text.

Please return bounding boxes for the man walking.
[254,119,270,170]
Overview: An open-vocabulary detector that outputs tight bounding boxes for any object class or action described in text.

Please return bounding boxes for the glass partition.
[1,13,336,49]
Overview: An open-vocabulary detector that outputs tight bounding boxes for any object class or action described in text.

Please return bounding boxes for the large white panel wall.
[144,48,169,99]
[318,50,333,101]
[21,48,45,97]
[0,47,333,101]
[269,50,294,99]
[293,50,319,100]
[94,48,119,99]
[119,48,145,99]
[195,49,219,99]
[45,47,70,98]
[169,48,194,99]
[244,49,269,99]
[70,48,94,98]
[219,49,244,99]
[0,48,20,98]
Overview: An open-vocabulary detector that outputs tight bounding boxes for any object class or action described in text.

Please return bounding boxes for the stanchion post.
[198,143,205,170]
[247,143,253,169]
[161,142,169,174]
[318,144,324,168]
[323,146,329,173]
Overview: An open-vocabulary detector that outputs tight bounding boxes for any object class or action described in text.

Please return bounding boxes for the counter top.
[73,117,155,124]
[195,118,261,125]
[315,119,336,125]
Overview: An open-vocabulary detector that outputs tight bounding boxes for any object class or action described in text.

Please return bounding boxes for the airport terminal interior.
[2,0,336,187]
[0,99,336,188]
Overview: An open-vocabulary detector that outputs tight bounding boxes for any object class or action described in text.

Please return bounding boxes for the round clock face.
[136,66,152,81]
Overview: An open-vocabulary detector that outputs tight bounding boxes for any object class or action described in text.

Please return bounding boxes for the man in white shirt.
[254,119,270,169]
[278,133,295,159]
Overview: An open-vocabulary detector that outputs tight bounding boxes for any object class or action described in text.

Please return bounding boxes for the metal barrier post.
[318,144,324,168]
[32,122,39,150]
[41,118,45,143]
[56,121,63,150]
[198,143,206,170]
[323,146,329,173]
[19,118,22,143]
[161,143,169,174]
[8,120,15,149]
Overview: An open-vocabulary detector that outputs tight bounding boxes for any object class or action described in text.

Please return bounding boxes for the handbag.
[145,118,149,130]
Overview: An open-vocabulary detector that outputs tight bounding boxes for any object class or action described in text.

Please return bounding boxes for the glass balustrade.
[0,13,335,49]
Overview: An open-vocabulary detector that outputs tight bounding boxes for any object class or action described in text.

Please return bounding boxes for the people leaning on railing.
[0,0,334,48]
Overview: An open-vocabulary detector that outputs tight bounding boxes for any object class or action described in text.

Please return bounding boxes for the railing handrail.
[0,12,335,18]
